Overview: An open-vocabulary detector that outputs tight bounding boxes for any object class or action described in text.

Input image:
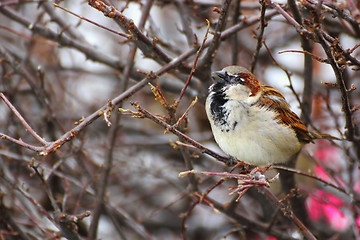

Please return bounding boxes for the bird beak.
[211,70,227,83]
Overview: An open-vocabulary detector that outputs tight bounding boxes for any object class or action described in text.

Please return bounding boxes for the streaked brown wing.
[259,86,313,143]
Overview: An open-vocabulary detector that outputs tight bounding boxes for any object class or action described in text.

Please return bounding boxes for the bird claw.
[252,171,266,181]
[179,166,273,201]
[249,165,271,174]
[225,156,240,167]
[229,159,252,172]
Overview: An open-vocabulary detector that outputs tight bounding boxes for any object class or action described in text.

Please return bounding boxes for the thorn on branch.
[103,100,115,127]
[321,81,338,87]
[347,43,360,54]
[278,188,302,217]
[172,97,198,129]
[347,84,357,92]
[148,82,169,109]
[351,106,360,113]
[74,116,85,125]
[118,106,145,118]
[212,7,221,14]
[55,211,91,240]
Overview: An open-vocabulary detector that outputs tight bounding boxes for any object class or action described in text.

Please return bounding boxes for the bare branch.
[0,6,129,74]
[199,0,232,71]
[250,0,267,72]
[1,93,48,145]
[131,102,234,166]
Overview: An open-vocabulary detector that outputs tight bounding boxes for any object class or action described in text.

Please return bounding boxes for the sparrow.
[205,65,314,166]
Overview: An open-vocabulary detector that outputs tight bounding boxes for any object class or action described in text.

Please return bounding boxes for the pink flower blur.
[306,190,350,232]
[313,140,344,171]
[314,165,331,182]
[323,204,350,231]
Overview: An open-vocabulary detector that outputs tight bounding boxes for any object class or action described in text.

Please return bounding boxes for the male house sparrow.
[205,65,313,166]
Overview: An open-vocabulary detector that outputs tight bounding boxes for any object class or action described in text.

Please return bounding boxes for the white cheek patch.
[225,85,249,101]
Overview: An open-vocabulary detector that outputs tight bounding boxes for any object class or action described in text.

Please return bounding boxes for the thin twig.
[270,1,360,69]
[0,0,47,7]
[1,93,48,145]
[43,2,86,41]
[175,20,210,105]
[202,195,300,239]
[0,202,32,240]
[0,6,133,76]
[314,31,360,164]
[131,102,234,166]
[305,0,360,38]
[0,45,60,130]
[289,0,314,125]
[199,0,232,71]
[231,0,241,64]
[278,49,328,63]
[272,165,358,203]
[53,3,129,38]
[87,0,192,73]
[268,1,314,40]
[258,187,317,240]
[0,173,55,227]
[0,133,44,152]
[31,163,61,212]
[250,0,267,72]
[175,0,196,47]
[313,25,358,143]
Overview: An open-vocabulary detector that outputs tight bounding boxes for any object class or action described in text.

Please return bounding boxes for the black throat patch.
[210,83,229,127]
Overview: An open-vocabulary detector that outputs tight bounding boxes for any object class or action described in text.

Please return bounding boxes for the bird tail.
[310,132,343,141]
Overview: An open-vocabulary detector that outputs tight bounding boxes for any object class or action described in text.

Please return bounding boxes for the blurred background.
[0,0,360,239]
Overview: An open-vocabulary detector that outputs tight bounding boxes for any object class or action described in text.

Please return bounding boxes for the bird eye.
[211,70,244,85]
[232,76,244,84]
